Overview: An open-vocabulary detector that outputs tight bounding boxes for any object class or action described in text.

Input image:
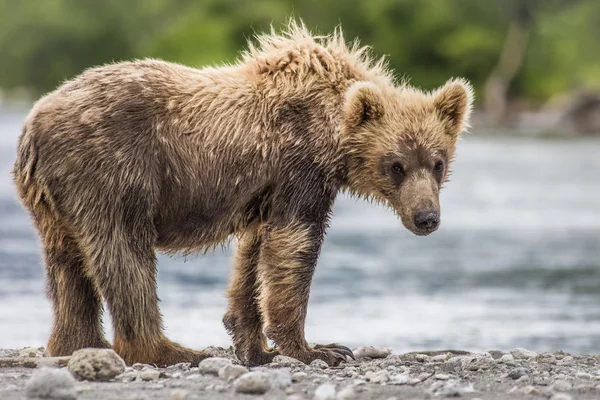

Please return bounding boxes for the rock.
[488,350,505,360]
[389,374,411,384]
[535,354,557,364]
[234,371,272,394]
[139,368,160,381]
[431,354,449,362]
[20,347,44,358]
[498,354,515,363]
[170,389,191,400]
[311,359,329,369]
[198,357,232,375]
[510,348,538,360]
[558,356,574,365]
[552,380,572,392]
[167,363,191,372]
[336,386,356,400]
[436,381,476,397]
[25,368,77,400]
[270,368,292,389]
[550,394,573,400]
[67,348,125,381]
[218,364,248,381]
[434,374,450,380]
[314,383,336,400]
[414,354,430,363]
[272,355,303,366]
[576,371,592,380]
[365,370,389,384]
[352,346,392,359]
[523,386,544,396]
[508,367,529,380]
[292,372,308,382]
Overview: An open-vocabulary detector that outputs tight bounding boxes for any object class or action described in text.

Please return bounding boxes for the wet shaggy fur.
[13,21,473,367]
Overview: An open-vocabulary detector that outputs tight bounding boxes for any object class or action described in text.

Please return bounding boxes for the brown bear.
[13,21,473,367]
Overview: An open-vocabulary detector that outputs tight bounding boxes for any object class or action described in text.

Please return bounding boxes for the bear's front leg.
[257,220,355,366]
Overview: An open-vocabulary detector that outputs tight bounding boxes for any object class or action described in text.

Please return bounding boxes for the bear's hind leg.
[41,220,110,356]
[223,228,278,365]
[82,222,208,366]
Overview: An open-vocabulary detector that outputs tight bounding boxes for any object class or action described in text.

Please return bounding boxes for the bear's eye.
[391,162,404,175]
[434,161,444,173]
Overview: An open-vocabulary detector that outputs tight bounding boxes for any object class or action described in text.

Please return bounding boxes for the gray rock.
[510,348,538,360]
[218,364,248,381]
[498,354,515,363]
[234,371,272,394]
[434,374,450,380]
[25,368,77,400]
[550,394,573,400]
[19,347,44,358]
[270,368,292,389]
[139,368,160,381]
[67,348,125,381]
[352,346,392,359]
[198,357,232,375]
[508,367,529,380]
[576,371,592,380]
[314,383,336,400]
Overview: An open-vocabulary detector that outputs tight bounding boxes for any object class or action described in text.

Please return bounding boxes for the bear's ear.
[343,82,385,128]
[433,78,474,137]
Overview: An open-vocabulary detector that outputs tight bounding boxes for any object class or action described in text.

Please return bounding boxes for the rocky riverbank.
[1,346,600,399]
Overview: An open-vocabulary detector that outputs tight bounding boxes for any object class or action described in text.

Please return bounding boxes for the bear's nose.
[414,210,440,231]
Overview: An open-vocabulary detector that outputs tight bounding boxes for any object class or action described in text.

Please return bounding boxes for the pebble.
[552,380,572,392]
[431,353,451,362]
[508,367,529,380]
[523,386,544,396]
[270,368,292,389]
[352,346,392,359]
[218,364,248,381]
[314,383,336,400]
[292,372,308,382]
[498,353,515,363]
[139,368,160,381]
[434,374,450,380]
[198,357,232,375]
[170,389,191,400]
[234,371,272,394]
[510,348,538,360]
[67,348,126,381]
[336,386,356,400]
[25,368,77,400]
[311,359,329,369]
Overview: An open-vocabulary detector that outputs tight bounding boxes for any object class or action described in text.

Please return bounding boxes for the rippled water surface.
[1,108,599,354]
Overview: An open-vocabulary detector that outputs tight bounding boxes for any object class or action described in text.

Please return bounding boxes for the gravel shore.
[1,346,599,399]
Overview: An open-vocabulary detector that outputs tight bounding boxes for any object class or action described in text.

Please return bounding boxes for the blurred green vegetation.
[0,0,599,105]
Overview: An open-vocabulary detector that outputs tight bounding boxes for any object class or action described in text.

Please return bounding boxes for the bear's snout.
[413,210,440,234]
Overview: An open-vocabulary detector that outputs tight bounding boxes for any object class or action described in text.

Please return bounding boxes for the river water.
[1,108,599,354]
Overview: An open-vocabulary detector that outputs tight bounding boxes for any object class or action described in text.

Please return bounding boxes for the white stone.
[234,371,271,394]
[414,354,430,363]
[19,347,44,358]
[25,368,77,400]
[170,388,191,400]
[498,354,515,363]
[576,371,592,380]
[67,348,125,381]
[352,346,392,359]
[434,374,450,380]
[510,348,538,360]
[314,383,336,400]
[139,368,160,381]
[198,357,232,375]
[218,364,248,381]
[272,355,303,366]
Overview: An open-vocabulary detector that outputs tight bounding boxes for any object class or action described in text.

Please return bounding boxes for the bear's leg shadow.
[80,217,208,366]
[257,221,355,366]
[223,227,279,365]
[40,218,111,356]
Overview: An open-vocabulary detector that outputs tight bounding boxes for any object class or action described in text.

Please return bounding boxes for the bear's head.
[341,78,473,236]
